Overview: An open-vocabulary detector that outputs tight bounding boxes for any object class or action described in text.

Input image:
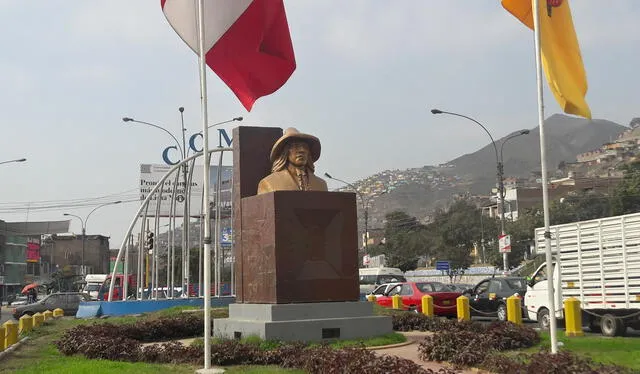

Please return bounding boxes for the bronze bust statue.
[257,128,328,194]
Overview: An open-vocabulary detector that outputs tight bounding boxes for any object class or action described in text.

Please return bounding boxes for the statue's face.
[287,141,310,168]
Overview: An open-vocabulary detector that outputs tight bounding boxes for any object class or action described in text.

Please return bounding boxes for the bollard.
[43,310,54,321]
[392,294,402,310]
[53,308,64,318]
[19,315,33,334]
[0,325,5,352]
[456,295,470,321]
[33,312,44,327]
[421,295,434,317]
[507,295,523,325]
[564,297,584,337]
[4,320,18,348]
[366,294,376,302]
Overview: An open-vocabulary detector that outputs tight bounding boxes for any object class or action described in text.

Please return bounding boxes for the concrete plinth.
[213,301,392,342]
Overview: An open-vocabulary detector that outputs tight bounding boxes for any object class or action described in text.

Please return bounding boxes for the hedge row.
[54,314,453,374]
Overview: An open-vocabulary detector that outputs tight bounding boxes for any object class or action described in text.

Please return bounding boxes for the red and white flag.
[161,0,296,111]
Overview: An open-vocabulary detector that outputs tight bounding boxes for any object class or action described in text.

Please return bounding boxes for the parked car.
[12,292,91,319]
[465,277,528,321]
[377,282,461,316]
[8,294,29,306]
[368,283,401,299]
[446,283,474,293]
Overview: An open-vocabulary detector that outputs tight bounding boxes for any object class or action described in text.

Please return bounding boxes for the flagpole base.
[195,368,225,374]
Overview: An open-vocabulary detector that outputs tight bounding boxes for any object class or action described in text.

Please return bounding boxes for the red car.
[377,282,461,316]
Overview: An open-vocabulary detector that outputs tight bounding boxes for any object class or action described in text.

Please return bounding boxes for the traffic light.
[145,231,154,250]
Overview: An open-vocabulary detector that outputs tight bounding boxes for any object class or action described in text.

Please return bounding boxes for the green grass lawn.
[501,331,640,371]
[0,308,403,374]
[189,331,406,350]
[527,332,640,370]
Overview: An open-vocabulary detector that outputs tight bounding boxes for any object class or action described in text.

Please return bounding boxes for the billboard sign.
[139,164,232,218]
[26,237,41,263]
[221,227,233,247]
[499,234,512,253]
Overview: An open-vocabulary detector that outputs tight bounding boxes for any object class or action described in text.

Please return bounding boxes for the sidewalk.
[370,331,486,374]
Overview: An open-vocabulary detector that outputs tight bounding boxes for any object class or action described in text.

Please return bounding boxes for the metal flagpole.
[532,0,558,354]
[196,0,213,368]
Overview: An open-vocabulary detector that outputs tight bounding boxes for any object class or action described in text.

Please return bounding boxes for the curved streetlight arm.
[431,109,499,164]
[323,173,366,208]
[500,130,530,164]
[207,117,243,129]
[63,213,84,230]
[86,201,122,227]
[0,158,27,165]
[122,118,184,158]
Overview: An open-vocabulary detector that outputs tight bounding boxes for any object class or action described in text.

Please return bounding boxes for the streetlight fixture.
[0,158,27,166]
[324,172,372,251]
[431,108,528,272]
[207,117,243,129]
[64,200,122,274]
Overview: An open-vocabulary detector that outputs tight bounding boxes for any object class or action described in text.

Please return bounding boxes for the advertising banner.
[139,164,232,218]
[26,237,41,263]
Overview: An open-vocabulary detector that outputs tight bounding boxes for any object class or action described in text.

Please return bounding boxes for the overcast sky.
[1,0,638,247]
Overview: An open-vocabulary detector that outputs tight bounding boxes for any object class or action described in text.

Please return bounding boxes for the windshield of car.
[377,275,407,284]
[85,284,101,292]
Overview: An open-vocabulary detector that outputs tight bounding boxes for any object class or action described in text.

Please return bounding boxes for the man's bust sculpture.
[257,127,328,194]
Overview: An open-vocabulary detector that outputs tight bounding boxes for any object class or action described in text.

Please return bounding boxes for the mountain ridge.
[356,114,628,227]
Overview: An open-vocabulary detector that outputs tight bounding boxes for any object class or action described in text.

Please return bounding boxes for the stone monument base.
[213,302,392,342]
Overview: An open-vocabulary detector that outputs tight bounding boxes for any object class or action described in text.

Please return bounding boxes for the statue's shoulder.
[257,170,290,194]
[260,170,288,183]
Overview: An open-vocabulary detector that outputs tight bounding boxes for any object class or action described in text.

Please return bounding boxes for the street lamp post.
[431,109,528,272]
[0,158,26,166]
[64,201,121,274]
[122,112,242,296]
[324,173,371,251]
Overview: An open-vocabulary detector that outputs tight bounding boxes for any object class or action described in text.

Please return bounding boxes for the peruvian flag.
[161,0,296,111]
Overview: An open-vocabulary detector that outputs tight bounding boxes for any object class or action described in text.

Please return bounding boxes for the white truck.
[83,274,108,300]
[525,212,640,336]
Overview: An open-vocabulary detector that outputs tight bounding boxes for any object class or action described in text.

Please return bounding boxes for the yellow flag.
[502,0,591,119]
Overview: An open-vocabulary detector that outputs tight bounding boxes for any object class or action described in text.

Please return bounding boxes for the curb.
[366,340,415,350]
[0,337,30,361]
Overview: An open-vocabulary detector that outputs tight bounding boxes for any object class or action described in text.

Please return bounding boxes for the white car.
[368,283,401,299]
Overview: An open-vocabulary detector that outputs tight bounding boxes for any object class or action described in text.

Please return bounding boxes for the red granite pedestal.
[214,190,391,341]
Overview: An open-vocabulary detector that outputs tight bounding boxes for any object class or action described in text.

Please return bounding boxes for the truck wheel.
[537,308,550,330]
[601,314,625,337]
[497,304,507,322]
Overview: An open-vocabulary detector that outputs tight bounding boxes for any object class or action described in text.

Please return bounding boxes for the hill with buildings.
[347,114,629,230]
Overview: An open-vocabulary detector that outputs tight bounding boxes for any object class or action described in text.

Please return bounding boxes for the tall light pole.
[499,130,530,222]
[64,200,122,275]
[0,158,26,166]
[123,110,192,296]
[431,109,529,272]
[324,172,371,251]
[123,113,242,296]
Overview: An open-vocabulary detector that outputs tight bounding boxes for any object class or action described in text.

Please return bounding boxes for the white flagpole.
[196,0,213,369]
[532,0,558,354]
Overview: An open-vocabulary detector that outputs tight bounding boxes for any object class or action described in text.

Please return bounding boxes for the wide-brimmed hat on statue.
[270,127,321,163]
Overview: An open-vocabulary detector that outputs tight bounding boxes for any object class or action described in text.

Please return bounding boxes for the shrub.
[392,313,445,332]
[417,321,540,367]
